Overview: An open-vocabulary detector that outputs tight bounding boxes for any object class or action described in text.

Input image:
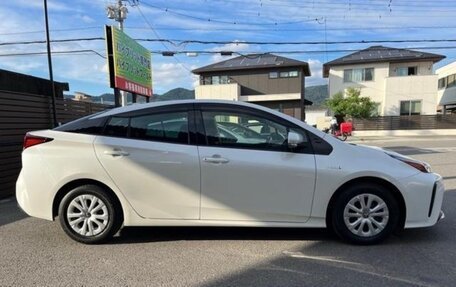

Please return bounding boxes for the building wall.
[384,75,438,115]
[198,67,303,96]
[329,61,438,116]
[328,62,390,109]
[195,83,240,101]
[436,61,456,108]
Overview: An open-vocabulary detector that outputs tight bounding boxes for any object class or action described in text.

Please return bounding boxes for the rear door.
[94,105,201,219]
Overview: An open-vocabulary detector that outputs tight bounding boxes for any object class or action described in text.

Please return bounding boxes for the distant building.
[436,61,456,114]
[192,54,312,120]
[0,69,69,98]
[73,92,94,102]
[323,46,445,116]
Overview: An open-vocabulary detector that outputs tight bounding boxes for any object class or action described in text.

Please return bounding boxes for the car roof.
[91,100,271,119]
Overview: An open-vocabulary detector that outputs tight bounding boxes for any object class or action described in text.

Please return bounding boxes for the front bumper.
[403,173,445,228]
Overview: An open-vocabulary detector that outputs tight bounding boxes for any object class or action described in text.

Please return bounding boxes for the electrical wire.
[0,50,106,58]
[135,3,193,73]
[139,0,323,26]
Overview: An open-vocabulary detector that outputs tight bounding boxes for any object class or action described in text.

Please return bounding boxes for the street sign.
[105,25,152,97]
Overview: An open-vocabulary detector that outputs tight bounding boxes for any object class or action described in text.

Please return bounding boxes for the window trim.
[99,103,197,145]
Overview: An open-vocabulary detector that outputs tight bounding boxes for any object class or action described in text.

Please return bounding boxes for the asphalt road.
[1,136,455,287]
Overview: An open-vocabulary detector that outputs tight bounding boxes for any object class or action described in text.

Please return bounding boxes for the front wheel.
[58,185,122,244]
[331,183,399,245]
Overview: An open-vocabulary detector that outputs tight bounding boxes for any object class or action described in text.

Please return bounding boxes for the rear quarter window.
[53,114,107,135]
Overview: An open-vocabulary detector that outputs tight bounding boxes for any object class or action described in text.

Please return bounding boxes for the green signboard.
[105,25,152,97]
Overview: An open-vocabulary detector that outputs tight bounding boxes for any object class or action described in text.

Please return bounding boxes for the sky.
[1,0,456,96]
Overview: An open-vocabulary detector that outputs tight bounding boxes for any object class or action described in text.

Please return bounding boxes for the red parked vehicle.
[324,121,353,141]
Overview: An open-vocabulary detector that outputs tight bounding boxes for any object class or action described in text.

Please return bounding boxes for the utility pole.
[107,0,129,107]
[43,0,58,127]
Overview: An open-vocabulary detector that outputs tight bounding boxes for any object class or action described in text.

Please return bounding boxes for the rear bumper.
[16,169,54,221]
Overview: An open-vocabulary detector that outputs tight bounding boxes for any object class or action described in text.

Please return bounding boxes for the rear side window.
[54,114,107,135]
[129,112,189,144]
[104,117,129,137]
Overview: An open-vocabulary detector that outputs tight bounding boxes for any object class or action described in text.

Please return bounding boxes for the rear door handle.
[203,154,229,164]
[104,149,130,157]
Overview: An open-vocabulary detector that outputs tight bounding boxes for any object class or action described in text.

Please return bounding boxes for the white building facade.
[324,46,445,116]
[437,61,456,114]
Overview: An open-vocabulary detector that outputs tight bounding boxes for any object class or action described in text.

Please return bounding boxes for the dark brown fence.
[353,114,456,131]
[0,90,112,198]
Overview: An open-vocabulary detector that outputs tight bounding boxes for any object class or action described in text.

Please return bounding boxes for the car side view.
[16,100,445,244]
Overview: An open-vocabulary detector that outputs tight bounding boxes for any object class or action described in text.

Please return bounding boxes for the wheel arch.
[52,178,124,222]
[325,176,406,231]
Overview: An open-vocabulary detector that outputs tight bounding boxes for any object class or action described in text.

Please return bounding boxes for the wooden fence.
[0,90,111,198]
[352,114,456,131]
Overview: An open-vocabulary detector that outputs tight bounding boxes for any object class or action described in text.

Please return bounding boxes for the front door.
[198,106,316,223]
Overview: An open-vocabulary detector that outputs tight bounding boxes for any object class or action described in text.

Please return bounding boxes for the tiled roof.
[323,46,445,77]
[193,53,311,76]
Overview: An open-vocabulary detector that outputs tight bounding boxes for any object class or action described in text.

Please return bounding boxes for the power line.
[7,37,456,47]
[146,46,456,56]
[135,3,193,73]
[140,0,323,25]
[0,50,106,58]
[0,37,104,46]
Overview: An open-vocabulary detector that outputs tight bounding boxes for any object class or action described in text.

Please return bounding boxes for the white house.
[437,61,456,114]
[323,46,445,116]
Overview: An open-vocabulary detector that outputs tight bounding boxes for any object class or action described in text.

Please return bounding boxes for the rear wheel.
[332,183,399,244]
[58,184,122,244]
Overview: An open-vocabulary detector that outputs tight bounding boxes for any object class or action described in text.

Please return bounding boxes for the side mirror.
[287,131,304,148]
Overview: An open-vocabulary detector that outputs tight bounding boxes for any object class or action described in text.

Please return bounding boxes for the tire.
[341,133,348,141]
[331,183,399,245]
[58,184,122,244]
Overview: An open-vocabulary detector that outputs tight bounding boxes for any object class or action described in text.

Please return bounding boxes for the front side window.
[400,100,421,116]
[129,112,189,144]
[201,110,308,152]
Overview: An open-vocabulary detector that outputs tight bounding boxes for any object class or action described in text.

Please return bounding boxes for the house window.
[438,78,446,89]
[289,71,299,77]
[447,74,456,88]
[220,75,229,84]
[203,76,211,85]
[269,72,278,78]
[396,66,417,76]
[400,100,421,116]
[212,76,220,85]
[279,71,289,78]
[343,68,374,82]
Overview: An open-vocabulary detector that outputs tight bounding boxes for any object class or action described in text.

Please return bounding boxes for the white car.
[16,100,445,244]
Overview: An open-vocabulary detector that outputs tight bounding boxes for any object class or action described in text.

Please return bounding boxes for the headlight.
[387,153,431,173]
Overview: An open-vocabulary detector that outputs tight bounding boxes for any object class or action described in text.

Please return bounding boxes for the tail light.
[23,133,53,150]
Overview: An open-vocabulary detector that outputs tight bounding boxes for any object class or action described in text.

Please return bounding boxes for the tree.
[325,88,378,119]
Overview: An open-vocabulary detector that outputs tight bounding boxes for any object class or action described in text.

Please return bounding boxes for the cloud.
[209,42,251,63]
[152,62,197,94]
[305,59,327,87]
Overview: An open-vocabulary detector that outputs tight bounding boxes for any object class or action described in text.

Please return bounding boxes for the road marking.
[283,250,437,287]
[282,251,361,265]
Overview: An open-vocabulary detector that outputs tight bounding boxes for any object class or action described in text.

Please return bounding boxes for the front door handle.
[104,148,130,157]
[203,154,229,164]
